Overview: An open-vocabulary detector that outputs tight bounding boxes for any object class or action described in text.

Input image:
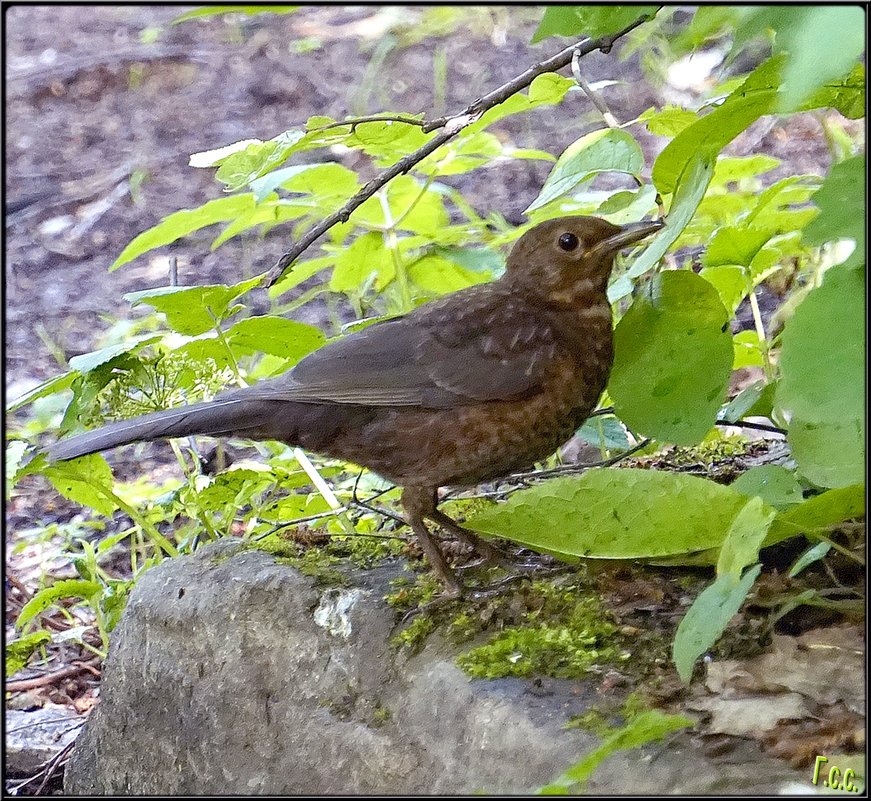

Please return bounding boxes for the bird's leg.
[401,487,463,597]
[408,488,507,565]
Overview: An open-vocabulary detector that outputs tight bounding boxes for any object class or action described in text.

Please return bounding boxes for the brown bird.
[50,215,663,594]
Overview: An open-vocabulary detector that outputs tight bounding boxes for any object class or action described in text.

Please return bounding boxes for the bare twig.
[6,658,101,693]
[571,49,620,128]
[715,418,787,436]
[313,114,425,133]
[264,11,656,287]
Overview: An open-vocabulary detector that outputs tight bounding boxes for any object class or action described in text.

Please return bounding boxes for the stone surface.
[64,541,808,794]
[6,705,84,776]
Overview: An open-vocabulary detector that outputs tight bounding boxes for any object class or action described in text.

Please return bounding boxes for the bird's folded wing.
[241,306,558,408]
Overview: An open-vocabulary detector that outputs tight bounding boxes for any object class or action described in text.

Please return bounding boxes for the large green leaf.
[766,483,865,545]
[41,455,118,518]
[672,564,762,684]
[737,6,866,112]
[224,315,325,363]
[610,271,733,446]
[730,465,804,510]
[775,264,865,487]
[716,496,778,578]
[111,195,258,270]
[532,6,657,43]
[802,155,865,270]
[6,372,77,413]
[652,58,781,195]
[467,469,749,559]
[123,275,263,336]
[612,153,713,300]
[525,129,644,213]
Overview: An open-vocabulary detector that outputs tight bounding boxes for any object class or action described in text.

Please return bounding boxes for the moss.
[391,615,435,652]
[385,573,441,612]
[564,691,657,737]
[456,585,622,680]
[245,532,347,585]
[370,704,392,727]
[328,532,405,567]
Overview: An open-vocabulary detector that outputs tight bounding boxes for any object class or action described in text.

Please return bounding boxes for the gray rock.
[6,705,84,776]
[64,541,806,794]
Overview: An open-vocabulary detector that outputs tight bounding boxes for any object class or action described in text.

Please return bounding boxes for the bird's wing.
[242,291,558,408]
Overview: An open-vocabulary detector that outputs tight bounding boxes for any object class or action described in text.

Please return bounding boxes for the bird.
[50,215,664,595]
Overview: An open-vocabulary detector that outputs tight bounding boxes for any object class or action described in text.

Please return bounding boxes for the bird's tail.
[48,395,275,462]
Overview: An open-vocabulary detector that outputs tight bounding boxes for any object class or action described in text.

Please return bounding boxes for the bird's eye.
[558,232,579,251]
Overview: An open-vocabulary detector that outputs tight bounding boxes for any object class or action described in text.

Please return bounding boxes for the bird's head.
[503,215,664,304]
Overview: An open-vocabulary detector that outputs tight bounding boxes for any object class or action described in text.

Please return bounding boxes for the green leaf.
[124,275,263,336]
[409,255,490,295]
[652,57,782,195]
[788,542,832,578]
[532,6,657,43]
[738,7,866,112]
[467,469,750,560]
[6,372,77,413]
[639,105,699,137]
[525,129,644,213]
[269,256,334,297]
[249,161,359,203]
[716,496,778,578]
[766,483,865,547]
[711,155,780,187]
[731,465,804,510]
[703,226,773,268]
[610,270,732,446]
[775,264,865,487]
[6,631,52,677]
[802,155,865,270]
[614,153,713,298]
[172,6,297,24]
[330,232,392,293]
[67,335,163,374]
[721,379,777,423]
[672,564,762,683]
[576,416,630,451]
[17,579,103,629]
[352,175,448,235]
[41,455,118,518]
[699,265,746,316]
[111,195,258,270]
[800,63,865,119]
[224,315,325,362]
[5,441,29,498]
[539,710,692,792]
[596,184,658,226]
[732,330,765,370]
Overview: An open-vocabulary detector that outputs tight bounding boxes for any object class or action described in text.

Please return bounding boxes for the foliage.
[6,6,864,699]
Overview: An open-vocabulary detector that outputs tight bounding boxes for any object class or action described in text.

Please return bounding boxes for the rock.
[6,704,84,776]
[65,541,806,794]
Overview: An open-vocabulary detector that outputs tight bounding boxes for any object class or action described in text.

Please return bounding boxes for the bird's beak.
[593,218,665,255]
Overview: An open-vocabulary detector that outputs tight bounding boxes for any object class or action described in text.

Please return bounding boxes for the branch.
[264,11,656,287]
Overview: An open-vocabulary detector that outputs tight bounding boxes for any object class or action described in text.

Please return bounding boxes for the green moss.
[328,532,405,567]
[371,704,392,727]
[391,615,435,652]
[247,531,300,559]
[456,588,620,680]
[385,573,441,612]
[246,532,347,585]
[564,707,613,737]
